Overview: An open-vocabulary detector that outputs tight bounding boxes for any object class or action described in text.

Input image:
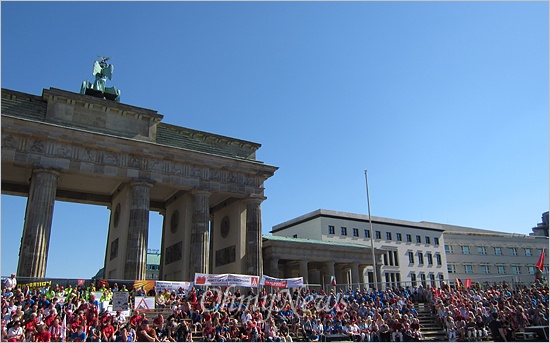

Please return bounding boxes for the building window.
[436,253,442,266]
[480,265,490,274]
[477,246,487,255]
[388,251,394,266]
[328,225,335,235]
[408,252,414,264]
[494,247,502,255]
[383,254,388,265]
[411,273,417,287]
[434,237,440,246]
[394,251,399,266]
[528,266,536,274]
[425,236,431,244]
[447,264,456,274]
[509,247,517,256]
[386,232,392,240]
[364,229,370,238]
[427,253,433,265]
[429,274,436,287]
[464,265,474,274]
[497,266,505,274]
[512,266,521,275]
[396,233,402,241]
[420,273,427,287]
[341,227,347,236]
[375,231,381,239]
[438,274,444,286]
[525,248,532,256]
[353,228,359,237]
[416,235,421,243]
[418,252,424,265]
[445,245,453,254]
[406,234,412,243]
[461,246,471,254]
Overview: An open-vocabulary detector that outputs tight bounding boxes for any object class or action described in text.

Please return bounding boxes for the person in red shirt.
[44,308,58,328]
[136,321,159,342]
[35,323,52,342]
[25,312,39,335]
[101,318,115,342]
[129,310,144,328]
[202,321,216,342]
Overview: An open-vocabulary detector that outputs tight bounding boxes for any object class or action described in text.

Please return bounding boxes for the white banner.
[134,296,155,311]
[155,280,193,293]
[194,273,260,287]
[260,275,304,288]
[112,291,129,311]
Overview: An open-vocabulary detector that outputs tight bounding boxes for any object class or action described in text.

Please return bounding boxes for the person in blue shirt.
[70,325,87,342]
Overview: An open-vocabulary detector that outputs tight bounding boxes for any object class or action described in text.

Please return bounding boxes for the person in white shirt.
[4,274,17,291]
[7,321,24,341]
[241,309,252,325]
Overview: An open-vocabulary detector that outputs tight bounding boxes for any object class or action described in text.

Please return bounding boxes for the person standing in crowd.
[488,312,508,342]
[4,274,17,292]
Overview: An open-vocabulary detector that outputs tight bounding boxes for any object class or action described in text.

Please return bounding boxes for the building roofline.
[262,234,389,252]
[271,209,445,233]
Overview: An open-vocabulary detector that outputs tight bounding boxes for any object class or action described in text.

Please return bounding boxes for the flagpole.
[365,170,378,290]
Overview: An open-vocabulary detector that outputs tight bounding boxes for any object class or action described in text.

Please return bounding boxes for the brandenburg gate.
[1,87,278,281]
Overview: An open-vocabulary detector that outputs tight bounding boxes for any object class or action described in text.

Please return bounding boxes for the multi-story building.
[441,221,548,286]
[269,209,548,289]
[270,209,449,289]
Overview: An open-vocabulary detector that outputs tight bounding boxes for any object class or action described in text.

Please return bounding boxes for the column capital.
[32,168,61,177]
[130,180,154,188]
[245,194,266,205]
[191,189,211,197]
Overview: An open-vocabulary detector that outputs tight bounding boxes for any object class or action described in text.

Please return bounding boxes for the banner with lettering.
[260,275,304,288]
[194,273,259,287]
[155,280,193,293]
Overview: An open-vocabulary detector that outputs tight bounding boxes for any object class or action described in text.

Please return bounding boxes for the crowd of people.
[1,272,548,343]
[430,281,548,342]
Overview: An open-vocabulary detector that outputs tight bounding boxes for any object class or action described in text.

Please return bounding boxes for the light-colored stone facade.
[440,223,548,286]
[270,209,549,289]
[271,209,449,289]
[2,87,278,281]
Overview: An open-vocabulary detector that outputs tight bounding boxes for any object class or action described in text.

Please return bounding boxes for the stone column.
[271,258,280,277]
[283,261,291,278]
[359,265,367,289]
[300,260,309,285]
[351,262,360,286]
[158,211,166,280]
[190,190,210,277]
[17,169,60,278]
[124,181,153,280]
[375,255,384,291]
[245,195,265,276]
[326,261,335,289]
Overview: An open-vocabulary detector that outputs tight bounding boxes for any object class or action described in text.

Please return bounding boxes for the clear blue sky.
[1,1,548,279]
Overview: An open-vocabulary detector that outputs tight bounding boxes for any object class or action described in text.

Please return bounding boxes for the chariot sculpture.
[80,56,121,102]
